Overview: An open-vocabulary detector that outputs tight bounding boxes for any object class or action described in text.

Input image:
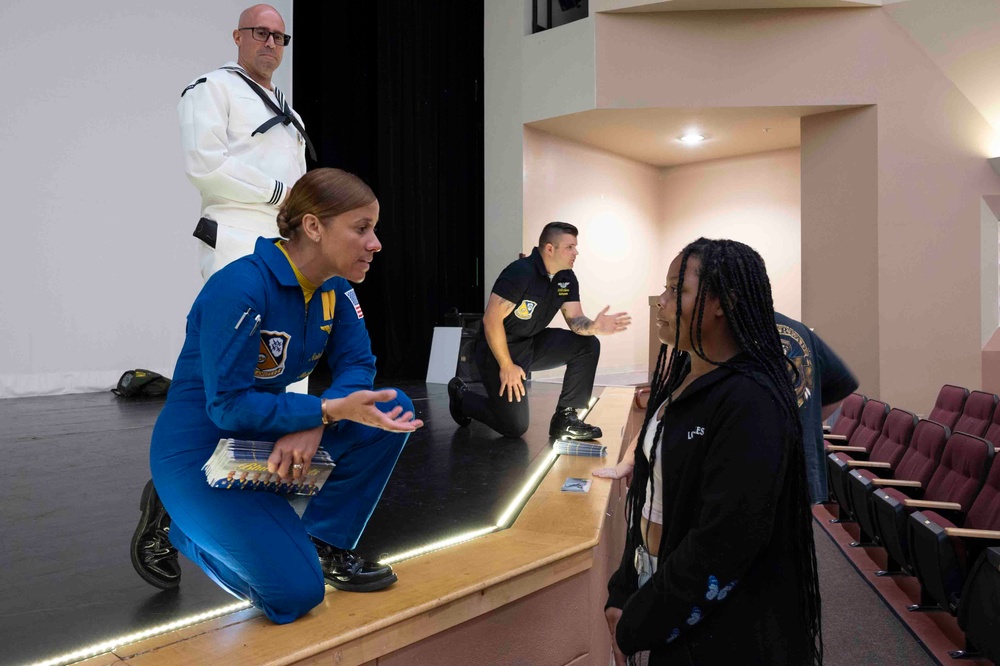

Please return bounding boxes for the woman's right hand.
[605,607,627,666]
[592,459,634,482]
[324,389,424,432]
[594,435,637,483]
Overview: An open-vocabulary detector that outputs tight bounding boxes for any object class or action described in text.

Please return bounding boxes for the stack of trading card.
[552,439,607,457]
[203,438,336,496]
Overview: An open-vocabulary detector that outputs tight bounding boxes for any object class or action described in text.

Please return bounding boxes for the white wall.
[0,0,293,397]
[483,0,527,308]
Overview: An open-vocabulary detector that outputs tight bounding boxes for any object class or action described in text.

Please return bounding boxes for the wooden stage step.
[94,386,634,666]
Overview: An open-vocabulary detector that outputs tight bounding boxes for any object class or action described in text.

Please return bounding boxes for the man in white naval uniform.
[178,3,313,280]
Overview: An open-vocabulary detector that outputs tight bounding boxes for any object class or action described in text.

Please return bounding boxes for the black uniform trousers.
[464,328,600,438]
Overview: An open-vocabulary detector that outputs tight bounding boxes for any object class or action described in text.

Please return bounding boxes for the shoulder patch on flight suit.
[345,288,364,319]
[514,300,537,320]
[256,331,291,378]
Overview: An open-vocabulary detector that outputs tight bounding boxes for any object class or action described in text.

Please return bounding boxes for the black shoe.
[448,377,471,427]
[131,479,181,590]
[315,541,397,592]
[549,406,603,441]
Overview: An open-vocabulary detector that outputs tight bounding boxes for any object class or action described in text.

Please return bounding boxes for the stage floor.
[0,380,579,666]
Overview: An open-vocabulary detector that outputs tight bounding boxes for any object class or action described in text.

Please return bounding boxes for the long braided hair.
[625,238,822,664]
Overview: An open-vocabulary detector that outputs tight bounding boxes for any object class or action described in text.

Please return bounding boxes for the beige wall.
[523,18,596,124]
[487,6,1000,414]
[523,127,662,375]
[591,8,1000,415]
[801,107,880,398]
[659,148,802,319]
[523,130,803,378]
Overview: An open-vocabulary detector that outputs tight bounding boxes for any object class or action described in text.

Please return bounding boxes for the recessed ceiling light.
[679,133,705,144]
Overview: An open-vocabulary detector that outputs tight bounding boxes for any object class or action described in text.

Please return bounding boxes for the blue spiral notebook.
[552,439,607,457]
[203,438,335,496]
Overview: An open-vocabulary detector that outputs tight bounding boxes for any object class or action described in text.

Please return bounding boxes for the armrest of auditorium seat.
[871,479,922,488]
[823,425,832,433]
[944,527,1000,540]
[903,499,963,511]
[824,434,847,441]
[826,445,867,453]
[634,386,651,411]
[847,461,892,469]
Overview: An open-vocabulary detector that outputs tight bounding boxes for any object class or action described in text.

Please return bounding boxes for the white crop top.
[642,402,666,524]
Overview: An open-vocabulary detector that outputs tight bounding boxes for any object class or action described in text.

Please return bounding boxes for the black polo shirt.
[486,247,580,343]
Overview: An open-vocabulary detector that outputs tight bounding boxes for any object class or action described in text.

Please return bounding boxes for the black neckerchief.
[221,66,317,161]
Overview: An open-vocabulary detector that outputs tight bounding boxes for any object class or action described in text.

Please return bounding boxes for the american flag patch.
[345,288,364,319]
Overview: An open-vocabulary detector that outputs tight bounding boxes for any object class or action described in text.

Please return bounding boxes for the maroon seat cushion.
[964,456,1000,531]
[846,400,890,454]
[894,420,950,486]
[929,384,969,431]
[879,487,909,504]
[855,468,878,482]
[831,393,866,439]
[868,409,918,466]
[982,405,1000,449]
[953,391,998,438]
[924,432,993,507]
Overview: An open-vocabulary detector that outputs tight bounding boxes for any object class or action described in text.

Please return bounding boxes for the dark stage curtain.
[294,1,484,381]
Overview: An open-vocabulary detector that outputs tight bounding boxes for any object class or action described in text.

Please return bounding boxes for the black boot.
[314,540,397,592]
[448,377,471,427]
[130,479,181,589]
[549,406,603,441]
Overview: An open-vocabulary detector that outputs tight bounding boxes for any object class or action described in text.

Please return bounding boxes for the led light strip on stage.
[24,600,253,666]
[27,397,598,666]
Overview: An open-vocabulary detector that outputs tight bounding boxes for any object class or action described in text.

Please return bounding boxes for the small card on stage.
[561,477,592,493]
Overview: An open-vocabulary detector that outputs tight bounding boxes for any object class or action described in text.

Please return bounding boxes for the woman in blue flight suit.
[146,168,423,624]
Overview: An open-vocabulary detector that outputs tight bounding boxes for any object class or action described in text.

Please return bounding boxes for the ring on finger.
[292,463,303,470]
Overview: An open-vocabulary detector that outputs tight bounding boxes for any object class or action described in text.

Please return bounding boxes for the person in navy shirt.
[131,169,423,624]
[448,222,630,440]
[775,312,859,503]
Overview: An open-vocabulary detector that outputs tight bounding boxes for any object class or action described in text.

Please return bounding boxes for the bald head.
[238,4,283,28]
[233,4,287,88]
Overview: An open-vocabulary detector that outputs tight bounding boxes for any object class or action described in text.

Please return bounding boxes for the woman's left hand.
[268,425,325,480]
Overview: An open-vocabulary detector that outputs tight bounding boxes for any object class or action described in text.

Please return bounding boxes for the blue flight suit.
[150,238,412,624]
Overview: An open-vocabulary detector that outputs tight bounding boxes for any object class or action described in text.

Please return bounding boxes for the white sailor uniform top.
[178,62,309,238]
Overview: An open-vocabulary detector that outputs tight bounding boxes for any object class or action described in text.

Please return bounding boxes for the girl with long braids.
[600,238,822,665]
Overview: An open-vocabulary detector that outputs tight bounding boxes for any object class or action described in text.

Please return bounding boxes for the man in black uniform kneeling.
[448,222,630,440]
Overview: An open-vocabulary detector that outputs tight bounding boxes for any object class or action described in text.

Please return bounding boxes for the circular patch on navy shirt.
[777,324,814,408]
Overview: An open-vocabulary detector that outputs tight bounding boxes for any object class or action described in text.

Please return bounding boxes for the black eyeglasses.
[239,27,291,46]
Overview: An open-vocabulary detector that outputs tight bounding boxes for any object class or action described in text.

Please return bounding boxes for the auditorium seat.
[826,408,916,529]
[951,547,1000,661]
[846,418,948,548]
[907,449,1000,614]
[979,398,1000,449]
[927,384,969,431]
[952,390,998,437]
[824,399,889,523]
[871,432,993,576]
[822,392,867,443]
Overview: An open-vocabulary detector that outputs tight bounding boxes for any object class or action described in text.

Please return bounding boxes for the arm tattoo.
[566,315,594,335]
